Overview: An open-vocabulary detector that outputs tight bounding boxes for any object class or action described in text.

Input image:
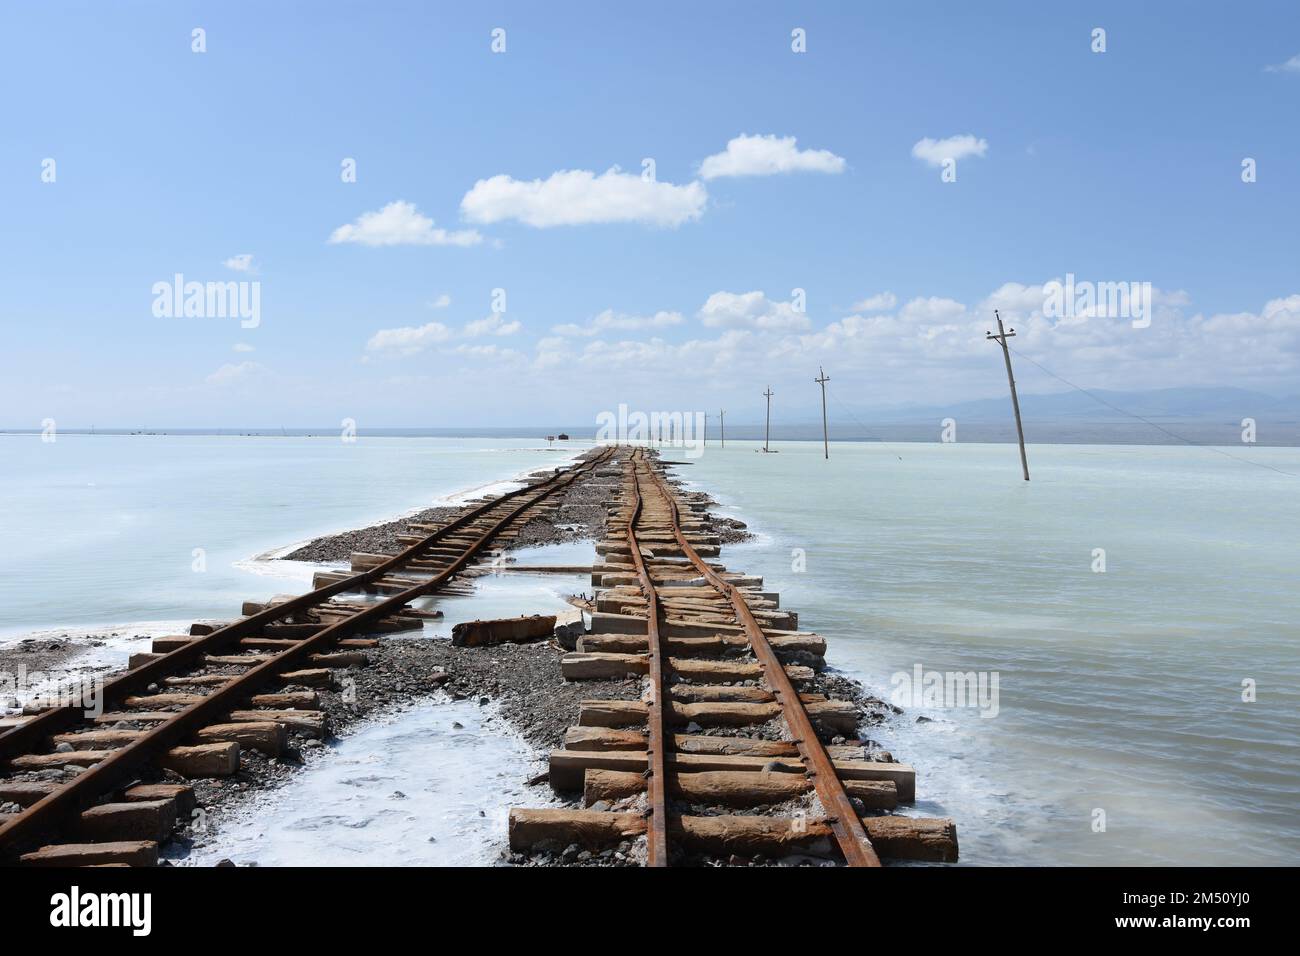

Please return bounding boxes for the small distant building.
[557,433,569,440]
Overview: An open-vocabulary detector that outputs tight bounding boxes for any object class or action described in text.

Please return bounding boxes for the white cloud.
[329,200,483,247]
[1265,53,1300,73]
[850,292,897,313]
[355,280,1300,411]
[698,291,811,331]
[460,167,707,228]
[463,314,521,337]
[551,308,683,337]
[428,294,451,309]
[911,135,989,167]
[899,296,968,325]
[224,254,255,272]
[540,329,758,384]
[768,279,1297,398]
[453,343,525,362]
[534,336,572,370]
[365,321,452,356]
[365,313,519,358]
[232,342,255,353]
[698,133,847,180]
[206,361,265,385]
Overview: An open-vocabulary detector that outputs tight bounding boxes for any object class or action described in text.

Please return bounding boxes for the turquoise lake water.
[1,434,1296,865]
[683,439,1300,866]
[0,435,580,637]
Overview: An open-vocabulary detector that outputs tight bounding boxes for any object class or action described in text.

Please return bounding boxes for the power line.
[1007,344,1298,479]
[825,386,904,461]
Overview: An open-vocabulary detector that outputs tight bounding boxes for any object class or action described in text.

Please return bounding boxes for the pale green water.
[682,440,1300,865]
[1,434,1296,865]
[0,435,584,637]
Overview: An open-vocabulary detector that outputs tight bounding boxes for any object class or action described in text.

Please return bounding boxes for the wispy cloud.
[699,133,846,180]
[329,200,483,247]
[206,361,265,384]
[428,294,451,309]
[551,308,683,337]
[460,168,707,228]
[453,342,525,361]
[850,292,897,313]
[232,342,255,353]
[364,321,452,357]
[911,134,989,167]
[1265,53,1300,73]
[462,314,521,337]
[698,291,810,332]
[365,312,520,357]
[223,253,256,273]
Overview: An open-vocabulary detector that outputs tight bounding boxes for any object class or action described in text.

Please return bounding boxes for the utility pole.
[815,367,830,460]
[986,310,1030,481]
[719,409,725,448]
[762,387,774,453]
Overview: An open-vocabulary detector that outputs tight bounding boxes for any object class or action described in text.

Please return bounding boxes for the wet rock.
[554,620,585,651]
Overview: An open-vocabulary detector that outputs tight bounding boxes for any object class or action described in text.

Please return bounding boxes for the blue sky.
[2,1,1298,427]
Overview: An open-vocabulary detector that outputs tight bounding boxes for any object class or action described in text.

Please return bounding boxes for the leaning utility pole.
[986,310,1030,481]
[762,387,774,452]
[719,409,725,448]
[815,367,830,460]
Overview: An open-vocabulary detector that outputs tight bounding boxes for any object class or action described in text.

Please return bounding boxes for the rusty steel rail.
[637,455,883,867]
[623,450,670,866]
[0,451,606,762]
[0,448,614,859]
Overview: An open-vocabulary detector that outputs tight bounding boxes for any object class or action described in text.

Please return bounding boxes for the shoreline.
[0,444,591,650]
[7,430,1300,449]
[0,452,631,865]
[163,454,640,864]
[1,448,904,869]
[256,445,591,562]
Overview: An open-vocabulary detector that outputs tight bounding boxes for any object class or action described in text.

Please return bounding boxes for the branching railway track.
[510,448,959,866]
[0,447,614,865]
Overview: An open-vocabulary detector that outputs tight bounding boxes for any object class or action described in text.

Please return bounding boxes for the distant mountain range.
[689,386,1300,445]
[858,386,1300,425]
[5,388,1298,446]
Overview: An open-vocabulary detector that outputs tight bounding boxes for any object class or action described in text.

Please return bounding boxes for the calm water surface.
[0,435,581,637]
[684,440,1299,865]
[2,434,1296,865]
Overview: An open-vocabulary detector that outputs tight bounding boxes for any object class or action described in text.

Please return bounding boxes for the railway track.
[510,448,959,866]
[0,447,616,865]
